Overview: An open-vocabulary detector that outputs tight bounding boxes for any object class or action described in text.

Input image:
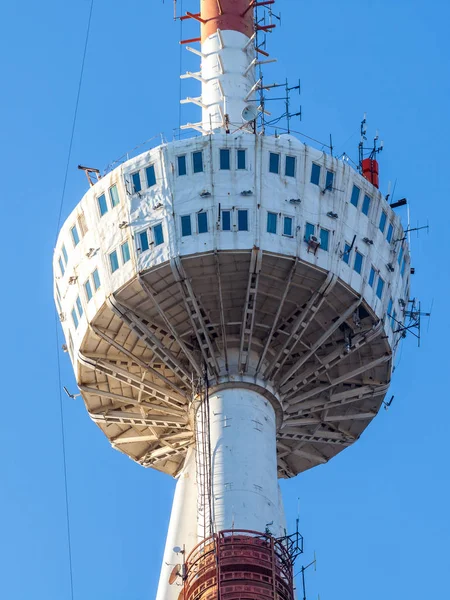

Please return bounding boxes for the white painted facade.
[55,133,409,363]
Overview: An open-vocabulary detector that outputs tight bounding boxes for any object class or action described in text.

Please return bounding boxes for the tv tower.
[54,1,411,599]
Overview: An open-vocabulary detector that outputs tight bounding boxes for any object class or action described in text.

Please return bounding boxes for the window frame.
[180,214,192,237]
[285,155,296,178]
[325,170,334,191]
[70,224,80,247]
[269,152,280,175]
[92,268,101,291]
[97,192,108,217]
[267,211,278,234]
[153,223,164,246]
[131,171,142,194]
[379,210,388,233]
[237,209,248,231]
[145,164,157,188]
[197,211,208,234]
[221,209,232,231]
[342,242,352,264]
[220,148,231,170]
[282,215,294,237]
[109,249,119,273]
[353,250,364,274]
[177,155,187,176]
[368,266,376,287]
[319,227,329,251]
[84,278,93,302]
[137,229,150,253]
[192,151,204,174]
[350,185,360,208]
[237,149,246,170]
[362,194,371,216]
[304,222,315,242]
[386,222,394,243]
[376,276,385,300]
[310,163,321,186]
[121,240,131,263]
[109,184,120,208]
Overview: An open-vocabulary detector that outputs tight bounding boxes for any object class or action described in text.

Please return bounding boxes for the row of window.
[130,164,157,194]
[58,213,88,277]
[342,245,386,300]
[109,241,131,273]
[97,183,120,217]
[70,269,101,329]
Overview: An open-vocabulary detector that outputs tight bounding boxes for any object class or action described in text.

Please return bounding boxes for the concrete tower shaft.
[196,0,258,132]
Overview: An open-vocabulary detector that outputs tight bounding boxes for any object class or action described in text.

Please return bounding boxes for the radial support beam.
[138,275,204,378]
[171,257,220,378]
[277,441,328,465]
[79,385,187,417]
[280,319,380,395]
[280,296,363,388]
[140,441,192,467]
[214,252,229,371]
[284,384,389,417]
[238,248,262,374]
[282,412,376,428]
[89,410,187,428]
[256,259,297,375]
[91,324,187,397]
[108,297,193,386]
[78,354,188,411]
[265,272,337,381]
[278,430,353,447]
[285,354,391,409]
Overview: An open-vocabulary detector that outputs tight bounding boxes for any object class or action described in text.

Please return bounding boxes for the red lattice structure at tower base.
[183,530,295,600]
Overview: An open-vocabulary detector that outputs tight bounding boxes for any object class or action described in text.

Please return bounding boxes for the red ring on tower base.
[183,530,295,600]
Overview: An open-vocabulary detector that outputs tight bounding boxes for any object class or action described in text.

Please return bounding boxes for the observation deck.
[54,133,410,478]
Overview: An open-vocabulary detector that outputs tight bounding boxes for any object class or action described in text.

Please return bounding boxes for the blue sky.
[1,0,449,598]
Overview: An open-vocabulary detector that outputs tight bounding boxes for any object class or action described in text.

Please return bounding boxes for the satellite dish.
[241,104,258,122]
[173,546,183,554]
[168,564,181,585]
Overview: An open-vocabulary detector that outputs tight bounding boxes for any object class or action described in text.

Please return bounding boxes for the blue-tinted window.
[376,277,385,299]
[354,251,363,274]
[222,210,231,231]
[310,163,321,185]
[71,308,79,329]
[146,165,156,187]
[343,242,351,264]
[84,279,93,302]
[305,222,315,241]
[397,245,404,266]
[121,241,131,263]
[92,268,101,290]
[58,257,65,277]
[379,210,387,233]
[131,172,141,193]
[109,184,119,208]
[319,228,329,251]
[76,296,83,318]
[386,223,394,243]
[197,212,208,233]
[192,151,203,173]
[267,212,277,234]
[325,170,334,191]
[362,194,371,216]
[109,250,119,273]
[237,149,246,170]
[97,193,108,216]
[283,216,293,237]
[71,225,80,247]
[181,215,192,237]
[220,149,230,170]
[178,155,187,176]
[401,257,406,277]
[269,153,280,174]
[285,156,296,177]
[154,223,164,246]
[62,244,68,265]
[350,185,360,207]
[369,266,376,287]
[139,230,149,251]
[238,210,248,231]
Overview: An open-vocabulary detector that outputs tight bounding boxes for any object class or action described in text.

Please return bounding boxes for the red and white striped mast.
[180,0,275,133]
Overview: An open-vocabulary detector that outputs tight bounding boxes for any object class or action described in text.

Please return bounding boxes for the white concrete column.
[198,387,281,536]
[155,449,197,600]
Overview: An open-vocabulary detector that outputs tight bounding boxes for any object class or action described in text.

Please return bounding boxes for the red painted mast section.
[201,0,254,41]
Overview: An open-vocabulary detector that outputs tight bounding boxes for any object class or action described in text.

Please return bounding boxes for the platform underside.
[76,250,392,477]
